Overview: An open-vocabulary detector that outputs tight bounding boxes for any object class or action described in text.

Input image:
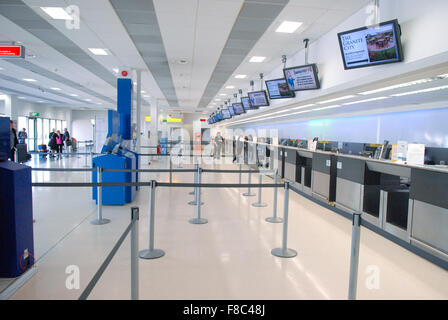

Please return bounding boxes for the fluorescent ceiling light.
[214,99,221,101]
[390,85,448,97]
[290,104,315,110]
[51,87,61,91]
[235,74,247,79]
[313,104,341,111]
[84,99,92,102]
[249,56,266,63]
[317,95,356,104]
[225,86,235,89]
[438,73,448,78]
[219,93,227,96]
[276,21,303,33]
[359,78,433,95]
[23,78,37,82]
[0,67,3,70]
[343,96,388,105]
[88,48,109,56]
[69,94,78,97]
[41,7,73,20]
[113,68,119,73]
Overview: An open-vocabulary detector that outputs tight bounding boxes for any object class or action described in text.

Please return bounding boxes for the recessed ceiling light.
[23,78,37,82]
[225,85,235,89]
[276,21,303,33]
[113,68,119,73]
[88,48,109,56]
[317,95,356,104]
[143,95,151,98]
[235,74,247,79]
[249,56,266,63]
[41,7,73,20]
[51,87,61,91]
[214,99,221,102]
[70,94,78,97]
[219,93,227,96]
[0,67,3,71]
[84,99,92,102]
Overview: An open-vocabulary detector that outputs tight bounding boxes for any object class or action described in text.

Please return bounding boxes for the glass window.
[18,116,27,134]
[28,118,35,151]
[56,120,62,133]
[62,120,67,131]
[50,119,56,137]
[43,119,49,143]
[37,118,43,146]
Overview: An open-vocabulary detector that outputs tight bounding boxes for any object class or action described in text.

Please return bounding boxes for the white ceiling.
[0,0,371,113]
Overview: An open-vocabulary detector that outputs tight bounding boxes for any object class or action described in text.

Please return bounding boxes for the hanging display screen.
[221,109,231,119]
[241,97,253,110]
[233,103,245,114]
[283,64,320,91]
[248,90,270,107]
[265,78,295,99]
[337,19,403,70]
[228,105,235,116]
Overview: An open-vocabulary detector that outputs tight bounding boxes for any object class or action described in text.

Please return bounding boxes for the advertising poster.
[248,92,268,107]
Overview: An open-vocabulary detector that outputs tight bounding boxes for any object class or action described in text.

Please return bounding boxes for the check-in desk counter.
[296,150,313,194]
[362,161,412,242]
[311,153,337,203]
[283,147,296,183]
[409,167,448,261]
[335,157,366,213]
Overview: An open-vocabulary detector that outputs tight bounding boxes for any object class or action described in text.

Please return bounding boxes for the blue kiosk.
[0,117,35,278]
[92,77,140,205]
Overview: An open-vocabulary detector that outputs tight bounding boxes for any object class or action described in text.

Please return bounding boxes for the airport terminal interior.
[0,0,447,301]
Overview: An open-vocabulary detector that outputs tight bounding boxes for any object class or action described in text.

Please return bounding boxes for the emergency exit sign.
[0,45,25,58]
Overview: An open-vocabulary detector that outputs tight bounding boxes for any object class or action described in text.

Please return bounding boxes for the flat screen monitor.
[248,91,270,107]
[337,19,403,70]
[228,106,235,116]
[241,97,253,111]
[283,64,320,91]
[265,78,295,99]
[232,103,245,115]
[221,109,231,119]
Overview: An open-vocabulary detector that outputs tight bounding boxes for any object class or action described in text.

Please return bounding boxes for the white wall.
[71,110,107,152]
[0,100,5,116]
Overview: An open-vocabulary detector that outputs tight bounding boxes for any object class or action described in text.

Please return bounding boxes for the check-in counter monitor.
[409,168,448,261]
[284,149,296,183]
[312,153,337,202]
[335,157,366,213]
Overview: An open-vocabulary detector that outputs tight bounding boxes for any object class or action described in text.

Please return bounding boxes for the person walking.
[214,132,224,160]
[9,120,18,161]
[18,128,27,144]
[55,130,63,158]
[49,129,57,158]
[63,128,71,153]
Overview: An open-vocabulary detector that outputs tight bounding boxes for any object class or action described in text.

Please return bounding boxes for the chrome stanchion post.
[130,207,139,300]
[238,163,242,185]
[271,182,297,258]
[242,164,255,196]
[188,163,203,205]
[348,212,362,300]
[189,161,197,195]
[252,172,267,207]
[169,155,173,183]
[266,168,282,223]
[139,180,165,259]
[91,166,111,225]
[189,168,208,224]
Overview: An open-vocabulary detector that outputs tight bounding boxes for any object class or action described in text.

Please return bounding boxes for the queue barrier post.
[266,168,282,223]
[189,168,208,225]
[169,155,173,184]
[242,164,255,197]
[271,182,297,258]
[348,212,362,300]
[238,163,242,185]
[139,180,165,259]
[91,166,111,225]
[252,172,268,207]
[188,163,203,206]
[188,161,197,195]
[130,207,139,300]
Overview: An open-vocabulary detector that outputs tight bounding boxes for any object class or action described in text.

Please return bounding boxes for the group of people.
[48,128,71,158]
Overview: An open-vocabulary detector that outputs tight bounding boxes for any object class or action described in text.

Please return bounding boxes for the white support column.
[136,70,142,153]
[149,98,159,160]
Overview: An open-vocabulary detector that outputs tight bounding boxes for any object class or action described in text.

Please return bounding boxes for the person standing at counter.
[9,120,18,161]
[214,132,224,160]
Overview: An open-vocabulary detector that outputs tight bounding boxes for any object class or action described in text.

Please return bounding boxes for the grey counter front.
[311,153,337,202]
[409,168,448,261]
[284,148,297,183]
[335,157,366,213]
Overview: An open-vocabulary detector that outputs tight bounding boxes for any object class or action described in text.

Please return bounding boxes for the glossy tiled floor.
[10,154,448,300]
